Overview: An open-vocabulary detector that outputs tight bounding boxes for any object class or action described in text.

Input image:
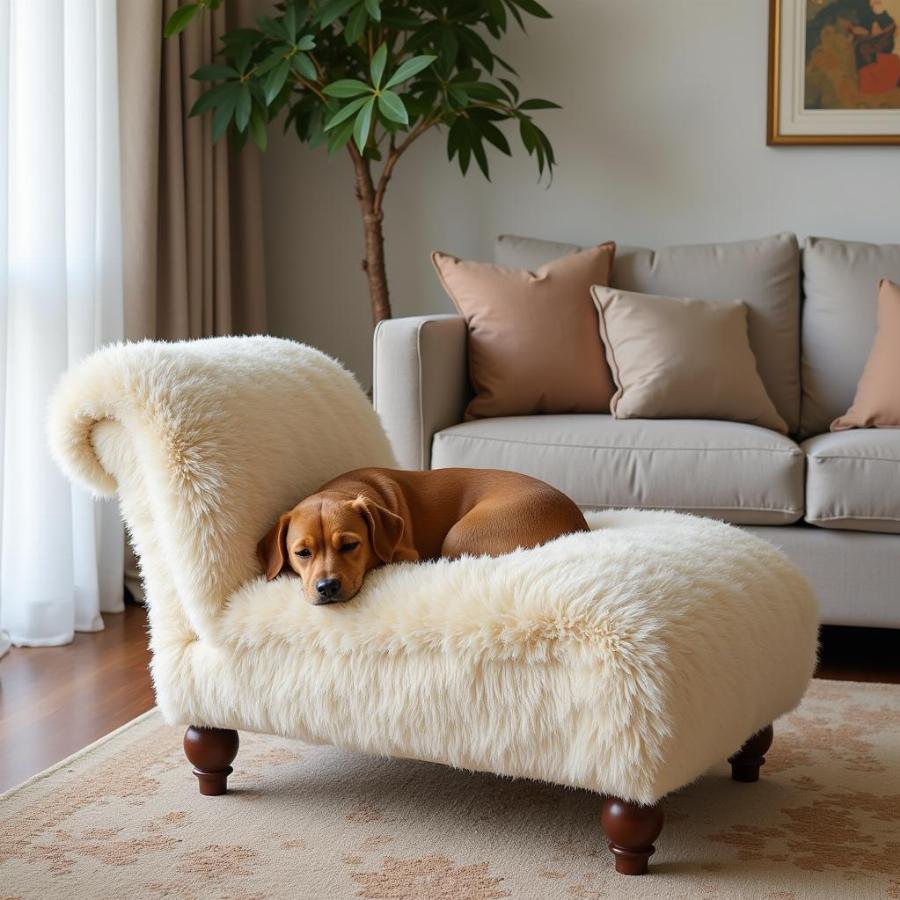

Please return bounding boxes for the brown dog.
[257,467,588,605]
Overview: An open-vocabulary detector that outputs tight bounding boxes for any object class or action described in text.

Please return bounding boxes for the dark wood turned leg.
[183,726,239,796]
[601,797,665,876]
[729,723,774,783]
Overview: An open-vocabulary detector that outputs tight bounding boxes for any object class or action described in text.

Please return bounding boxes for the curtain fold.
[118,0,267,342]
[117,0,267,601]
[0,0,125,649]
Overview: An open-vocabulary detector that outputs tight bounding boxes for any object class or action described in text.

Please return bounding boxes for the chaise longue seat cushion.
[431,415,805,526]
[803,430,900,534]
[160,509,817,805]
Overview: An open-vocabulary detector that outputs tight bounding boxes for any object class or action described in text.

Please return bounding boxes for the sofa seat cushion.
[803,431,900,534]
[431,415,804,525]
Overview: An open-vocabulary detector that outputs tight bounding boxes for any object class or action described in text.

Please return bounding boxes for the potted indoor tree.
[166,0,559,325]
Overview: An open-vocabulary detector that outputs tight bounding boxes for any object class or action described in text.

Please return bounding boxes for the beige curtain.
[117,1,268,599]
[117,0,267,341]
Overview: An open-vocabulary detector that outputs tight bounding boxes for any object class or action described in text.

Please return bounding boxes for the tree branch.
[373,117,438,216]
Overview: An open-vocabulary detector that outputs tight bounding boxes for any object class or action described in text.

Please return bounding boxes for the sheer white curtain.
[0,0,124,651]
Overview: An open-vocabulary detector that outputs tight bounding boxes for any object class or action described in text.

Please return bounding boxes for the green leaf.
[384,55,436,89]
[255,52,286,77]
[381,8,419,29]
[456,27,495,72]
[327,116,356,154]
[323,78,371,98]
[377,90,408,125]
[353,96,376,151]
[235,84,252,130]
[323,94,371,131]
[344,3,368,44]
[191,63,237,81]
[189,81,236,117]
[220,28,259,46]
[476,117,511,155]
[519,117,538,153]
[509,0,551,19]
[264,59,291,104]
[255,15,284,41]
[486,0,507,31]
[518,98,561,110]
[463,81,507,102]
[500,78,520,103]
[440,26,458,66]
[364,0,381,21]
[163,3,199,38]
[284,3,296,39]
[297,34,316,51]
[319,0,357,27]
[249,105,268,151]
[370,43,388,88]
[293,53,317,80]
[212,91,237,142]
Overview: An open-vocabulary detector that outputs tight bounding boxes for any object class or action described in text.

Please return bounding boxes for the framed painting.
[768,0,900,144]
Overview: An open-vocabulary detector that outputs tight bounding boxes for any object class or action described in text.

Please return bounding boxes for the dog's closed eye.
[296,548,312,558]
[339,542,360,553]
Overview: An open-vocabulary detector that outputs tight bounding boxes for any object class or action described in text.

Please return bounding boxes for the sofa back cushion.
[497,233,801,433]
[801,237,900,437]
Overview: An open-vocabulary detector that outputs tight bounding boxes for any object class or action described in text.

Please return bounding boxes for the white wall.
[261,0,900,386]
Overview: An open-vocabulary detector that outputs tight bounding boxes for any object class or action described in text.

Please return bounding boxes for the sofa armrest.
[373,314,468,470]
[48,336,395,643]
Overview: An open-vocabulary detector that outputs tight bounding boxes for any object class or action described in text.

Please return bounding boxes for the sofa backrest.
[496,233,802,434]
[800,237,900,437]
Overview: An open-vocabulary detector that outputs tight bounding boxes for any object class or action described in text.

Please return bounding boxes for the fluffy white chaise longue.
[48,336,818,877]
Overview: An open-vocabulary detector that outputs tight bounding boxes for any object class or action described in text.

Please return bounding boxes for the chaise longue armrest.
[373,314,468,470]
[48,336,395,642]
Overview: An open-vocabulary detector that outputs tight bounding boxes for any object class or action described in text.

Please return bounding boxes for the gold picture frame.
[768,0,900,145]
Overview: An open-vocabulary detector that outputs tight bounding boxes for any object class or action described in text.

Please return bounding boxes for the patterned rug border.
[0,706,160,802]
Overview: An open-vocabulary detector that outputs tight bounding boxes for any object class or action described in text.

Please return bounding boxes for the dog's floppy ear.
[353,496,418,564]
[257,513,292,581]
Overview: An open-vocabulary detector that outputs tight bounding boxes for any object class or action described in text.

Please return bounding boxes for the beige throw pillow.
[591,287,788,434]
[832,279,900,431]
[432,243,617,420]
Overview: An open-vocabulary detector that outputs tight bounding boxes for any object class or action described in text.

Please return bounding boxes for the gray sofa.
[373,233,900,629]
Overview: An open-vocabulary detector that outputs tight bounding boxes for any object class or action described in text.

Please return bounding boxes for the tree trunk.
[350,149,392,324]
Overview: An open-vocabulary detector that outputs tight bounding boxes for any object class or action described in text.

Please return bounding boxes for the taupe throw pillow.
[432,243,617,419]
[832,279,900,431]
[591,287,788,434]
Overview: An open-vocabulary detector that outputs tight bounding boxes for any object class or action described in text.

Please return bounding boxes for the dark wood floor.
[0,602,898,793]
[0,601,155,793]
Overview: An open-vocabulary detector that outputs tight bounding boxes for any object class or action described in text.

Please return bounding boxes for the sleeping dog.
[257,467,588,604]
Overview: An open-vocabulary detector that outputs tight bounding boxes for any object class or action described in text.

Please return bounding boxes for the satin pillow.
[832,279,900,431]
[432,243,616,420]
[591,286,788,434]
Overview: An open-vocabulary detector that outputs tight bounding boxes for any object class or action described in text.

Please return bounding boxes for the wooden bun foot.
[601,796,665,875]
[183,726,239,796]
[729,724,774,783]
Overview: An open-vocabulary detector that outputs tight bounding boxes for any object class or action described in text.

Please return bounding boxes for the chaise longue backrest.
[48,336,396,642]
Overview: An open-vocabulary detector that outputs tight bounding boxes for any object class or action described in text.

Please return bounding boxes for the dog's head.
[257,493,413,604]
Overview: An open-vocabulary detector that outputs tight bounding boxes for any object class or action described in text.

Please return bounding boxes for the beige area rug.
[1,679,898,900]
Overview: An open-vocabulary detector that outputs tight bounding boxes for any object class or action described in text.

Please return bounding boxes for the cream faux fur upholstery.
[48,337,818,805]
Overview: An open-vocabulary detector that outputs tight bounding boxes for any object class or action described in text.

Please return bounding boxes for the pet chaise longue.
[48,336,818,876]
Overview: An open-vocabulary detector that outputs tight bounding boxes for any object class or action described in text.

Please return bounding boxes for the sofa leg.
[729,723,774,783]
[601,797,665,875]
[183,726,239,796]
